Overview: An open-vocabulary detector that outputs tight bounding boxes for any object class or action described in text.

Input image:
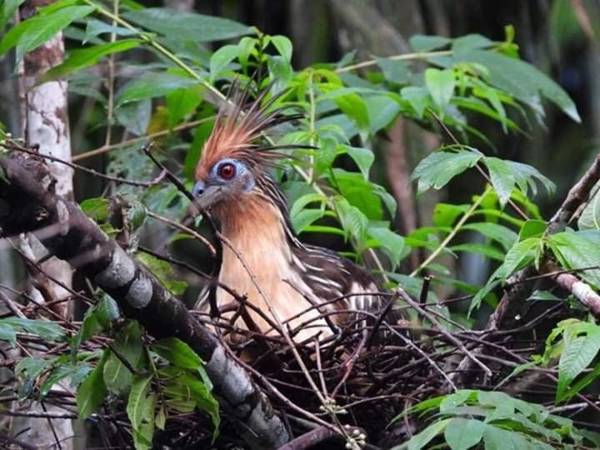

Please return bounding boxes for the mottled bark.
[0,152,290,450]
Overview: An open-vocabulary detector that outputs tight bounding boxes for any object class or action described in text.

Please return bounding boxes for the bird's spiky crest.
[195,84,295,181]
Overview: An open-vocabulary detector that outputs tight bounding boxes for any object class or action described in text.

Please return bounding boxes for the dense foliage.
[1,1,599,449]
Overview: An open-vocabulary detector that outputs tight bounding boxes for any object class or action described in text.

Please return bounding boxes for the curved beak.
[192,180,225,210]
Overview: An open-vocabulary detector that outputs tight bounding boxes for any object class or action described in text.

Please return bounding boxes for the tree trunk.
[9,1,75,448]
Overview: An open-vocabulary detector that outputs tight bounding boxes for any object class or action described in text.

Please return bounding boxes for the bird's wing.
[293,245,385,322]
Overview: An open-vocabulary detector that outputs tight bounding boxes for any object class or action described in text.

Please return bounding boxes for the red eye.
[218,162,236,180]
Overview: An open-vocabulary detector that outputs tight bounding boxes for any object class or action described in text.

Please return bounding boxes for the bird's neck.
[214,193,294,277]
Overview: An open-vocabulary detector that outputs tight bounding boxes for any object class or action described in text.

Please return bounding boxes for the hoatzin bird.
[192,89,385,343]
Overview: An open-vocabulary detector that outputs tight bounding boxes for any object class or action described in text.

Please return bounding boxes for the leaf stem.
[410,186,492,277]
[335,50,452,73]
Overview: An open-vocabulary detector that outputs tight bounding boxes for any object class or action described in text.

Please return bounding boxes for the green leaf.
[412,149,481,193]
[450,243,505,261]
[482,424,535,450]
[509,161,555,197]
[74,295,119,348]
[152,337,203,370]
[166,86,203,128]
[485,157,515,206]
[77,356,107,419]
[425,68,456,110]
[0,317,65,341]
[335,197,368,241]
[0,5,95,61]
[444,418,485,450]
[410,35,451,52]
[368,226,406,266]
[209,44,239,80]
[454,48,580,122]
[291,209,325,233]
[335,93,370,131]
[175,373,220,439]
[0,323,16,346]
[80,197,111,222]
[332,169,383,220]
[495,237,541,279]
[377,58,410,84]
[452,34,493,53]
[0,0,24,29]
[122,8,252,42]
[117,72,197,105]
[103,321,144,395]
[433,203,470,227]
[558,328,600,400]
[549,231,600,288]
[462,222,517,251]
[518,219,547,240]
[271,35,292,62]
[345,146,374,179]
[138,252,187,295]
[401,86,429,118]
[400,418,451,450]
[43,39,141,81]
[40,363,91,397]
[127,375,155,450]
[365,94,401,132]
[578,182,600,230]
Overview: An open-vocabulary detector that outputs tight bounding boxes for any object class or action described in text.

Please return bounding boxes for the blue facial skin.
[192,158,256,202]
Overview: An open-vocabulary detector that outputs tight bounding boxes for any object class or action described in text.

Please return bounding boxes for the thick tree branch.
[0,152,289,450]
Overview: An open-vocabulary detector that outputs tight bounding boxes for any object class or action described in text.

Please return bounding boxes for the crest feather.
[195,86,296,181]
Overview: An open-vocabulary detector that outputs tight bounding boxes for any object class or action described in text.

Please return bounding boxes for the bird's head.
[192,88,291,214]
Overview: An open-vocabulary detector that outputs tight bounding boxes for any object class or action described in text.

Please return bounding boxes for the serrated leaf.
[425,68,456,110]
[122,8,252,42]
[558,330,600,400]
[495,237,541,279]
[43,39,141,81]
[412,149,481,193]
[335,197,368,241]
[549,231,600,288]
[485,157,515,206]
[444,418,485,450]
